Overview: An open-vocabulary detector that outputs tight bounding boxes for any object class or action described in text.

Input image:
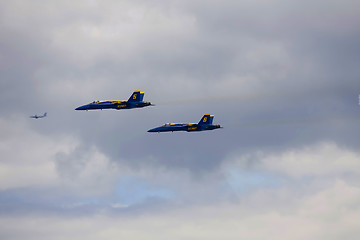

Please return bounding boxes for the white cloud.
[0,116,119,195]
[2,135,360,240]
[42,1,197,66]
[259,142,360,178]
[0,116,76,190]
[1,180,360,240]
[226,142,360,179]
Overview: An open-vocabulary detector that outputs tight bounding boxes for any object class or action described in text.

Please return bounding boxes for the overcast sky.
[1,0,360,239]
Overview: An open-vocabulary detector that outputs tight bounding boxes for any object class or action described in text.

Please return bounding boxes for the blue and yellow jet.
[75,91,153,111]
[148,114,222,133]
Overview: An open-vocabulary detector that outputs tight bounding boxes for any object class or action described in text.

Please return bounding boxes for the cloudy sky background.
[1,0,360,239]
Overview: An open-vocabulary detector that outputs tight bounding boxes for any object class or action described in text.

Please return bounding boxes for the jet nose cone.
[75,105,86,110]
[147,127,160,132]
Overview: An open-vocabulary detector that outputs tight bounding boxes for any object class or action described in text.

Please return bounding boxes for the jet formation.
[75,90,222,132]
[148,114,222,133]
[30,112,47,119]
[75,91,153,111]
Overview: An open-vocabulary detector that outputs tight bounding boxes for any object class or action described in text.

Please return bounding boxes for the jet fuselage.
[147,123,221,132]
[75,90,152,111]
[75,100,151,110]
[148,114,221,133]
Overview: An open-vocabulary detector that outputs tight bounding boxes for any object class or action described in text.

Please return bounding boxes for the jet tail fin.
[198,114,214,125]
[128,90,144,102]
[44,112,47,117]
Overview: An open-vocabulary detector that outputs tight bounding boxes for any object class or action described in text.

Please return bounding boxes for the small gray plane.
[30,112,47,119]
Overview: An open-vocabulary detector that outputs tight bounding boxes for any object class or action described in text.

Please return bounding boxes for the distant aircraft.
[148,114,222,133]
[30,112,47,119]
[75,90,153,111]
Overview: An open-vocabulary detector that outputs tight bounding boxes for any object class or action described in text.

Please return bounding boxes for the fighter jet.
[75,90,153,111]
[148,114,222,133]
[30,112,47,119]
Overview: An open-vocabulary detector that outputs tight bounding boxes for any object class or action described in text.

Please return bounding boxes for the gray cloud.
[0,0,360,239]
